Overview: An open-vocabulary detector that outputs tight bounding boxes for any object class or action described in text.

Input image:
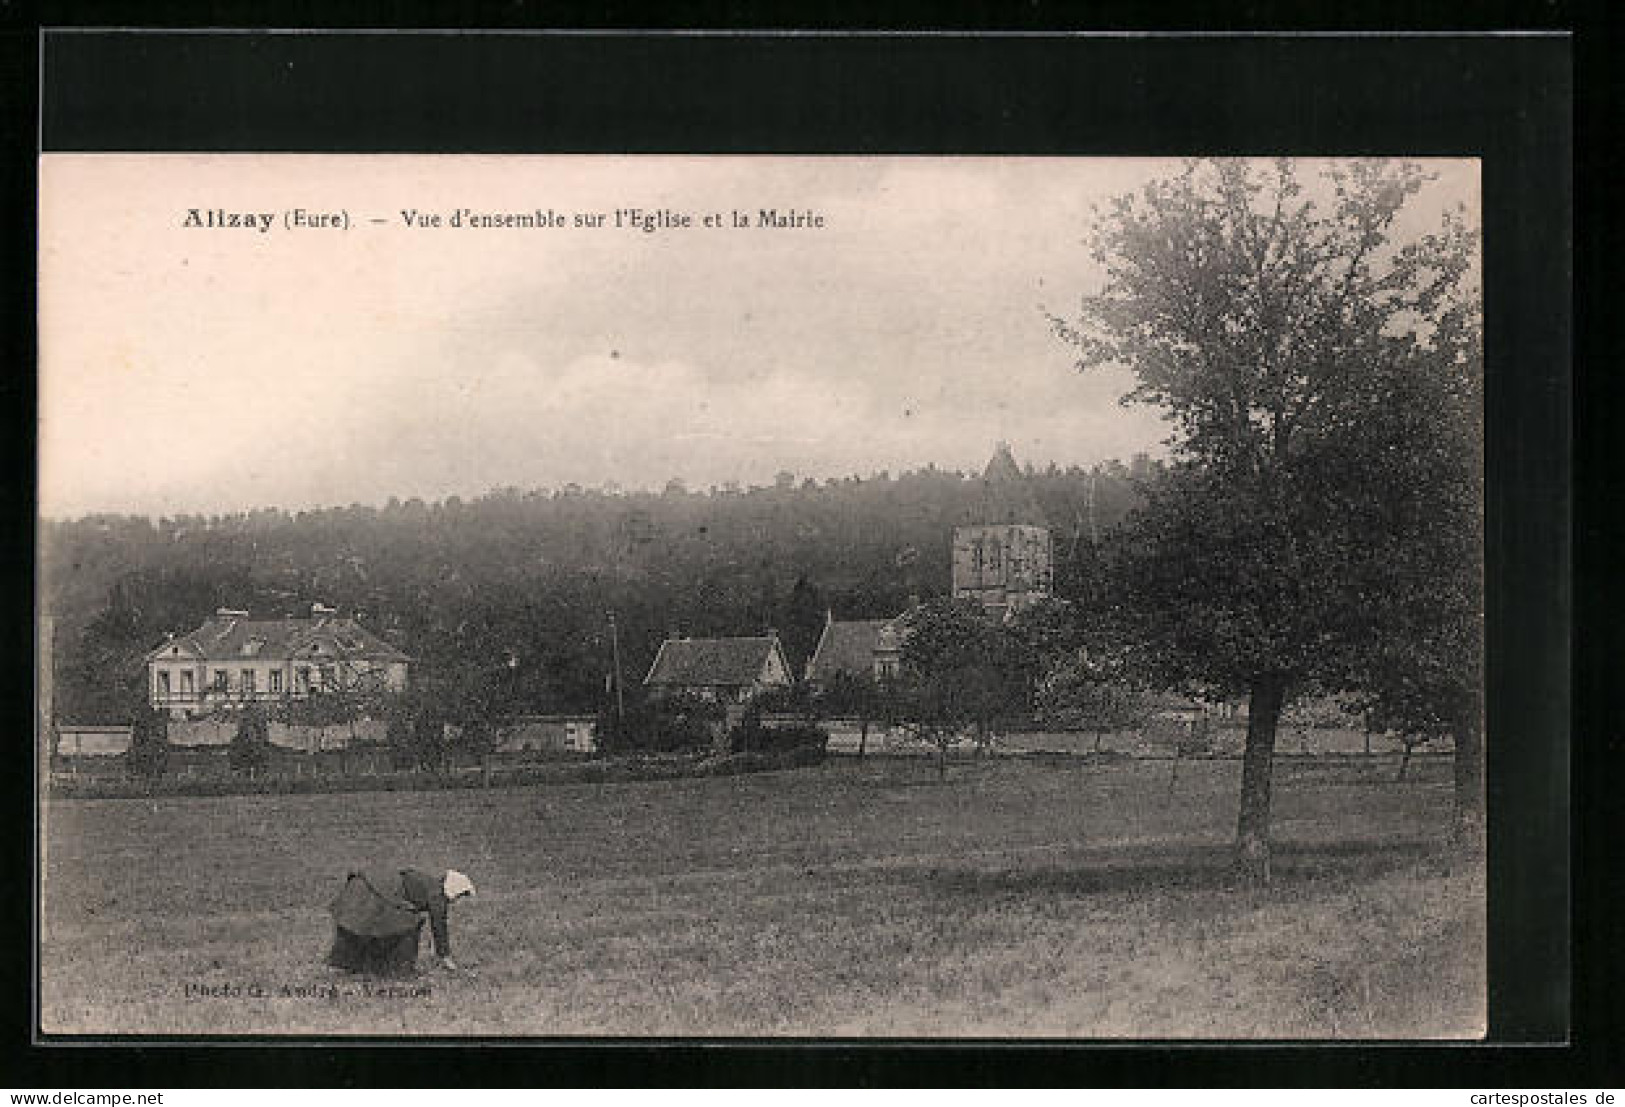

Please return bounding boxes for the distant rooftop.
[148,612,409,664]
[644,635,784,688]
[805,618,896,684]
[966,442,1046,526]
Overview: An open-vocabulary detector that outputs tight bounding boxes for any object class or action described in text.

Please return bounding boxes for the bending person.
[327,867,476,976]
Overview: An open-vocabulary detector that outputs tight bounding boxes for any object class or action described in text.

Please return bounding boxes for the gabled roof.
[148,615,410,664]
[644,636,787,688]
[805,618,893,684]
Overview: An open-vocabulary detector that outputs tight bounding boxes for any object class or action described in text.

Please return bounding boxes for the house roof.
[148,615,410,664]
[644,636,785,688]
[805,619,893,683]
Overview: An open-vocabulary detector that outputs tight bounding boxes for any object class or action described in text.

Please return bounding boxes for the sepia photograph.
[37,153,1485,1038]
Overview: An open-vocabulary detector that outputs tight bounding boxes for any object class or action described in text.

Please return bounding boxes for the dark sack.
[330,869,420,939]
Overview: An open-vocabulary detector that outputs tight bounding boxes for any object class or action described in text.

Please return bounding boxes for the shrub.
[229,703,273,775]
[726,708,828,760]
[125,707,170,779]
[598,694,724,754]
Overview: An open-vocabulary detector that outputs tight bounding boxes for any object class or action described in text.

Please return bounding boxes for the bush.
[598,694,724,754]
[697,751,775,776]
[726,708,828,760]
[383,699,450,771]
[699,745,826,777]
[125,708,169,779]
[53,741,835,799]
[229,704,273,775]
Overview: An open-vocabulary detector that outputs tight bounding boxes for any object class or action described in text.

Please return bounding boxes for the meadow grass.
[40,755,1483,1038]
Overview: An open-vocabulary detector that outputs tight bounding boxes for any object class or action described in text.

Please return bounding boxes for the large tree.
[888,599,1035,778]
[1056,158,1479,881]
[1338,307,1485,845]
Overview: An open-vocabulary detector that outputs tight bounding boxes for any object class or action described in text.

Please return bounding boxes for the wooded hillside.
[42,459,1151,724]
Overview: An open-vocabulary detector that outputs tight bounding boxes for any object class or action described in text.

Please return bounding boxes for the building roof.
[643,635,786,688]
[148,614,410,665]
[805,618,893,684]
[967,442,1047,526]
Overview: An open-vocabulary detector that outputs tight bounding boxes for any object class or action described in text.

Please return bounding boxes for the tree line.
[41,460,1149,727]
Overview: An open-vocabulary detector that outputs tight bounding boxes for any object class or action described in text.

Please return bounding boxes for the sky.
[38,156,1478,518]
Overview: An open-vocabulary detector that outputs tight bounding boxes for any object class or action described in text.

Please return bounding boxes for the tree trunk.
[1167,745,1181,796]
[1452,718,1485,851]
[936,742,947,781]
[1094,730,1104,754]
[1235,673,1287,885]
[1363,727,1372,757]
[857,719,869,761]
[481,753,492,789]
[1397,742,1414,781]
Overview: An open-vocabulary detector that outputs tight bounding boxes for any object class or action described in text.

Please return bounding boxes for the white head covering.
[443,870,476,900]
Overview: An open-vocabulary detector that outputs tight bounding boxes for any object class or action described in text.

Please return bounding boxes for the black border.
[10,20,1591,1088]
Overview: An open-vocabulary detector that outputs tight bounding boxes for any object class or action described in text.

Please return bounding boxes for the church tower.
[951,443,1054,620]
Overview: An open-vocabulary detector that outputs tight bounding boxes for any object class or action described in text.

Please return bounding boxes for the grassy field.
[40,755,1483,1038]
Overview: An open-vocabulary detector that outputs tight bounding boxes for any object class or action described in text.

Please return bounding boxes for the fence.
[165,716,390,749]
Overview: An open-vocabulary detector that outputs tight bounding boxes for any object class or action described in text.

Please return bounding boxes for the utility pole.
[607,611,625,721]
[1086,470,1100,546]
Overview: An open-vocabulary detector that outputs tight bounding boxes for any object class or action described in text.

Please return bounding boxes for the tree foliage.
[596,692,726,755]
[125,706,169,779]
[810,669,889,758]
[42,465,1144,727]
[886,599,1035,776]
[228,702,273,775]
[1056,158,1481,879]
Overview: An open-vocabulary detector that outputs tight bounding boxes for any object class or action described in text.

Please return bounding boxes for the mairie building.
[146,605,410,717]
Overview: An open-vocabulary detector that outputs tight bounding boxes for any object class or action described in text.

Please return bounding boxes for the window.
[180,670,194,696]
[296,667,311,693]
[242,669,256,695]
[157,671,171,700]
[213,670,228,693]
[320,665,336,690]
[269,670,283,695]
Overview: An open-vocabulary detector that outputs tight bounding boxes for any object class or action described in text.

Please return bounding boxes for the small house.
[643,634,794,704]
[497,714,598,754]
[804,613,905,690]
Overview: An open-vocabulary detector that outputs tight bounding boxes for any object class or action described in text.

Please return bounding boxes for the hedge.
[46,748,821,800]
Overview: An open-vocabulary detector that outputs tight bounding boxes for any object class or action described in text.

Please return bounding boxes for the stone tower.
[951,443,1053,619]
